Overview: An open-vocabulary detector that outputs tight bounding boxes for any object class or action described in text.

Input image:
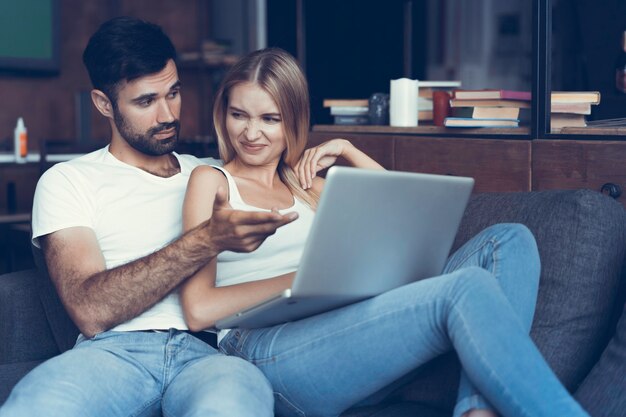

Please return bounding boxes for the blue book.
[443,117,519,128]
[334,115,370,125]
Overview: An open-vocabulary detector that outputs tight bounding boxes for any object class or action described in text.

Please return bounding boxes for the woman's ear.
[91,89,114,119]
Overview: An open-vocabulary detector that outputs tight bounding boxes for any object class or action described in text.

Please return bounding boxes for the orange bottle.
[13,117,27,163]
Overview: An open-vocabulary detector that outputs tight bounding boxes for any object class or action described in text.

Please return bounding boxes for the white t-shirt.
[31,146,215,332]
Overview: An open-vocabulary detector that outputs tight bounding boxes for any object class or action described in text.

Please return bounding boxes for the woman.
[180,48,589,417]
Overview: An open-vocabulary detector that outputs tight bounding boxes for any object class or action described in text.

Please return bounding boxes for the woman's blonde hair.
[212,47,319,209]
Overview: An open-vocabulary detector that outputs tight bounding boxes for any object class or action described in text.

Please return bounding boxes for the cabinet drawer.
[394,137,531,193]
[532,140,626,207]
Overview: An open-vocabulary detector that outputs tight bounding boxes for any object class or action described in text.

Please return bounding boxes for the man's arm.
[42,195,296,338]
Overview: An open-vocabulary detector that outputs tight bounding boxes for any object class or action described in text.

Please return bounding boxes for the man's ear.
[91,89,114,119]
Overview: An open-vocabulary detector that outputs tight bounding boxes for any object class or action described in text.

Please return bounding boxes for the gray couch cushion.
[575,304,626,417]
[0,270,59,364]
[342,402,448,417]
[455,190,626,389]
[0,360,46,406]
[31,245,79,353]
[0,269,59,406]
[386,190,626,412]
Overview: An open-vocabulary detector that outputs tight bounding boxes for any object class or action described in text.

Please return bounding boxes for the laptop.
[215,166,474,329]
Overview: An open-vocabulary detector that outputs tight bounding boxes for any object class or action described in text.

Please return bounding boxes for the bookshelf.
[539,0,626,138]
[280,0,626,139]
[301,0,626,207]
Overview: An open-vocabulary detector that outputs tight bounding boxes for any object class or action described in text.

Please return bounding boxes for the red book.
[452,89,532,101]
[449,98,531,108]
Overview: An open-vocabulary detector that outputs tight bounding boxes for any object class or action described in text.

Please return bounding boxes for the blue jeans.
[0,329,273,417]
[220,224,590,417]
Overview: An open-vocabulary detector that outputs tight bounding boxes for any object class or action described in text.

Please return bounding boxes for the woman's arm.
[179,166,297,331]
[295,139,384,190]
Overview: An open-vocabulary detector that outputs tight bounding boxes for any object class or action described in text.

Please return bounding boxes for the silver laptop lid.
[291,166,475,298]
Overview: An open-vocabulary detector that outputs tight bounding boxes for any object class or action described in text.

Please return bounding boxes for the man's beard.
[113,108,180,156]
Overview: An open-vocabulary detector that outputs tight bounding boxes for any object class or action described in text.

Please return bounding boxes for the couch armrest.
[0,269,60,364]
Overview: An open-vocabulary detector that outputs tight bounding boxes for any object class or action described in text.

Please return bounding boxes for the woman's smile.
[239,140,267,153]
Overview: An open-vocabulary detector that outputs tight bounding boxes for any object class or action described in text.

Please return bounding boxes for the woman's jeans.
[220,223,590,417]
[0,329,273,417]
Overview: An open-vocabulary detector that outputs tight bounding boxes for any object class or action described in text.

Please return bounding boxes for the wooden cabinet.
[393,137,531,193]
[533,140,626,207]
[309,129,531,193]
[309,127,626,208]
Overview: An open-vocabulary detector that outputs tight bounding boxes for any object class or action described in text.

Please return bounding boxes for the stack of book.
[445,89,531,128]
[550,91,600,132]
[323,99,369,125]
[323,81,461,125]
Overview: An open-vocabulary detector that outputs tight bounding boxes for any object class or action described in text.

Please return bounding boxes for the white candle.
[389,78,419,127]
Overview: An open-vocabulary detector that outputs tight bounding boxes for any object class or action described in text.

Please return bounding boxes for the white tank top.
[212,166,315,287]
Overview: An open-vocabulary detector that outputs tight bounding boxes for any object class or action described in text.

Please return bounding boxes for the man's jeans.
[0,329,273,417]
[220,224,590,417]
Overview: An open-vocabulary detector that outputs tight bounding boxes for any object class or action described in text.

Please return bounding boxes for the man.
[0,17,296,417]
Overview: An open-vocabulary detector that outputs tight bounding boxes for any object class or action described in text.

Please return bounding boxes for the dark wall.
[268,0,427,125]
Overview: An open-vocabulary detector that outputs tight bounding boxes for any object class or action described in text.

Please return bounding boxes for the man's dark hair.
[82,16,177,102]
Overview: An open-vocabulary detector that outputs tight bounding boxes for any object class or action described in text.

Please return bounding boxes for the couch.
[1,189,625,416]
